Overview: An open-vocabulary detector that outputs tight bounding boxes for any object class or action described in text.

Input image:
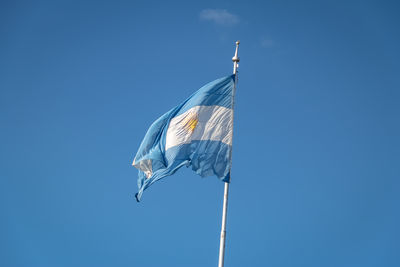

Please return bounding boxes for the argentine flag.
[133,75,236,201]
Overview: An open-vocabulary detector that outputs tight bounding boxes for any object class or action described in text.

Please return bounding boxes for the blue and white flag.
[132,75,236,201]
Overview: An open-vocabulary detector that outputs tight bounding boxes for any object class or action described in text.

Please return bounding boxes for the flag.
[132,75,236,201]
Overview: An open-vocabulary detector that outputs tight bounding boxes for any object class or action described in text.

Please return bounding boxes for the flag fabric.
[132,75,236,201]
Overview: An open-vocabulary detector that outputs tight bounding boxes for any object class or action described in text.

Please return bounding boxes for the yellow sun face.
[181,111,199,134]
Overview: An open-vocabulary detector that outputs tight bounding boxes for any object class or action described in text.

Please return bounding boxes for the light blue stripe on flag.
[132,75,235,201]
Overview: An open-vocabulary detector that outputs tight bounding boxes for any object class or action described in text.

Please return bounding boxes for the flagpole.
[218,40,240,267]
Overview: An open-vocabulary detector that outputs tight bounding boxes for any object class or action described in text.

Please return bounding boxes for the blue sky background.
[1,0,399,266]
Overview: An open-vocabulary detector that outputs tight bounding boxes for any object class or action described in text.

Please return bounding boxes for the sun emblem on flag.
[181,111,199,135]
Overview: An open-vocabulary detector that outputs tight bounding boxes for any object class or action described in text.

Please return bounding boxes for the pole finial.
[232,41,240,63]
[232,41,240,74]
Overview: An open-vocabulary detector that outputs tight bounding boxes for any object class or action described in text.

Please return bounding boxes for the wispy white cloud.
[261,39,274,48]
[199,9,239,26]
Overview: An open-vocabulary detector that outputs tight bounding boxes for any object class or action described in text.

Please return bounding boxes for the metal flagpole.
[218,40,240,267]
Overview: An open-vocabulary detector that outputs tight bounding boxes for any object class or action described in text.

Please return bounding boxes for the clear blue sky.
[1,0,399,266]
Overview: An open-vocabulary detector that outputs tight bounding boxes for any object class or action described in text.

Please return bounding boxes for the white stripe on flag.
[165,105,233,151]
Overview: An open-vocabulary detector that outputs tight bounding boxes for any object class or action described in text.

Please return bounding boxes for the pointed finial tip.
[236,40,240,45]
